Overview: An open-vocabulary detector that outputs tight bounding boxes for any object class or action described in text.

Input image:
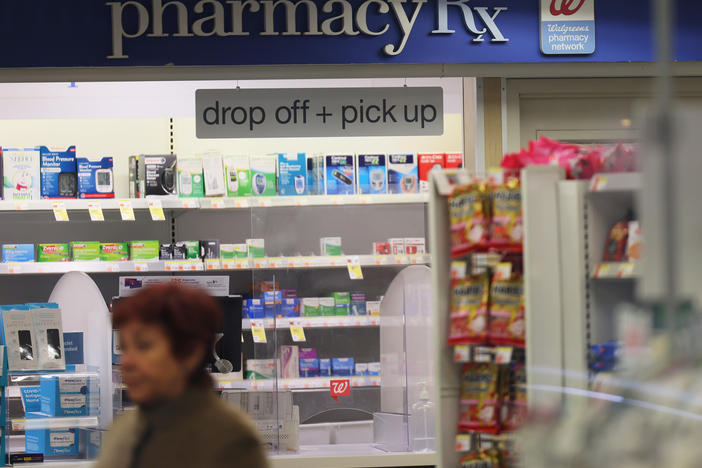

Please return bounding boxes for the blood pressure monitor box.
[0,304,39,371]
[40,146,77,199]
[325,155,355,195]
[77,157,114,199]
[388,153,418,194]
[356,154,387,194]
[3,147,41,200]
[278,153,307,196]
[40,375,89,417]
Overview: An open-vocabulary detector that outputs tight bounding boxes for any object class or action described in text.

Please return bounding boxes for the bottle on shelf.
[410,381,435,452]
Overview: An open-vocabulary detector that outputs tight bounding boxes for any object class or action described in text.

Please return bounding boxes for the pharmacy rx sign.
[540,0,595,55]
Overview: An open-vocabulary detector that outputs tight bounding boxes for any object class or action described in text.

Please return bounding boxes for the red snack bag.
[448,183,489,255]
[490,177,522,248]
[448,274,490,345]
[458,363,501,434]
[602,218,630,262]
[488,275,525,347]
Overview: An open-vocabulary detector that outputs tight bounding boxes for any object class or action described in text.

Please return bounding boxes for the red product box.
[445,152,464,169]
[418,153,446,192]
[373,242,391,255]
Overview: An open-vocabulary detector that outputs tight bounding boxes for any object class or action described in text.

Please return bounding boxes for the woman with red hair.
[97,283,268,468]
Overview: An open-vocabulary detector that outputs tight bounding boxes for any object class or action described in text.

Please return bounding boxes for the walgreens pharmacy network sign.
[540,0,595,54]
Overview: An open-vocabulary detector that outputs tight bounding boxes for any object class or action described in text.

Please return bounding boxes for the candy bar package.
[602,217,630,262]
[448,274,489,345]
[490,177,523,248]
[448,183,489,254]
[488,275,525,347]
[458,363,502,434]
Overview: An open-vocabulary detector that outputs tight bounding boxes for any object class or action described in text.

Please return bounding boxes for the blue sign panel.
[0,0,699,68]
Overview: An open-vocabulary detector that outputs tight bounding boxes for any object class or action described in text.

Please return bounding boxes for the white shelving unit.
[11,416,100,432]
[215,376,381,391]
[243,316,380,330]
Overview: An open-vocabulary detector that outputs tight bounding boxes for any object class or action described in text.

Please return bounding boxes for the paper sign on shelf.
[87,202,104,221]
[251,326,267,343]
[290,326,306,342]
[347,256,363,280]
[52,201,69,222]
[330,379,350,402]
[148,200,166,221]
[118,200,135,221]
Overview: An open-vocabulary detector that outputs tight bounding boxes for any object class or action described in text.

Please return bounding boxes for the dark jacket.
[96,384,269,468]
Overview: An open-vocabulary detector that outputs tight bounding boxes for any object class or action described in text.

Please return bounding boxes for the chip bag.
[490,177,522,248]
[459,450,501,468]
[449,274,490,345]
[449,183,489,255]
[459,363,501,434]
[602,218,630,262]
[488,276,525,347]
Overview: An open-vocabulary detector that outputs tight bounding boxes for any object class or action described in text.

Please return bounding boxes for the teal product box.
[280,298,299,318]
[299,358,319,378]
[77,156,114,199]
[325,155,355,195]
[2,244,35,262]
[248,299,264,319]
[356,154,387,194]
[319,358,331,377]
[3,147,41,200]
[40,375,89,417]
[388,153,418,194]
[332,357,355,377]
[21,386,41,413]
[350,292,367,316]
[26,428,79,457]
[263,290,282,318]
[278,152,307,196]
[40,146,77,199]
[306,155,325,195]
[250,154,277,196]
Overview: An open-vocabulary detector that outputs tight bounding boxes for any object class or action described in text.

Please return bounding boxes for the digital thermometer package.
[356,154,387,194]
[3,147,41,200]
[77,157,114,199]
[250,155,277,196]
[277,152,307,196]
[40,146,77,199]
[388,153,418,194]
[325,155,355,195]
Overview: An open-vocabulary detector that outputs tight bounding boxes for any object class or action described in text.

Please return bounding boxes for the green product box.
[70,241,100,261]
[184,241,200,260]
[177,158,205,198]
[331,292,351,316]
[246,239,265,258]
[302,298,319,317]
[223,155,252,197]
[100,242,130,262]
[250,155,277,196]
[319,297,335,317]
[233,244,248,259]
[37,244,70,262]
[321,237,342,256]
[129,241,160,261]
[220,244,235,260]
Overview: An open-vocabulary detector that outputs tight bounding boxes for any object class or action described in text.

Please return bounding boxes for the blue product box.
[306,155,325,195]
[20,386,42,413]
[280,298,299,318]
[299,358,320,378]
[248,299,264,319]
[356,154,387,194]
[319,358,331,377]
[40,375,88,417]
[26,428,79,457]
[2,244,35,262]
[40,146,77,199]
[242,300,250,318]
[263,291,281,319]
[278,152,307,196]
[332,357,355,377]
[325,155,355,195]
[63,332,84,365]
[388,153,418,194]
[77,156,114,199]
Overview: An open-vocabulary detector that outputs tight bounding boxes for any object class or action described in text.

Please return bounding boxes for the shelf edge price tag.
[118,200,135,221]
[494,346,513,364]
[87,202,104,222]
[347,256,363,280]
[181,199,200,209]
[494,262,512,281]
[134,262,148,272]
[618,262,635,278]
[591,175,608,191]
[14,202,29,211]
[453,345,471,363]
[52,202,69,222]
[251,326,267,343]
[148,200,166,221]
[596,263,611,278]
[7,264,23,275]
[290,326,306,342]
[455,434,472,452]
[233,198,249,208]
[211,198,226,209]
[330,379,350,402]
[258,197,273,207]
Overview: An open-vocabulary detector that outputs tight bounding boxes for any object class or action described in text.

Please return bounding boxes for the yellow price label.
[211,198,226,209]
[347,256,363,280]
[87,202,104,221]
[597,263,611,277]
[148,200,166,221]
[290,326,306,342]
[494,262,512,281]
[118,200,135,221]
[52,202,69,222]
[251,326,267,343]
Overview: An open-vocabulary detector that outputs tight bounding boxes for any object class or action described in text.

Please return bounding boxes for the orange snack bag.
[448,274,490,345]
[488,276,525,347]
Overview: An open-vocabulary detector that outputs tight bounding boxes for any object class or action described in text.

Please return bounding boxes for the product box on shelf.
[280,298,299,318]
[233,244,248,259]
[25,428,79,457]
[330,292,350,316]
[3,147,41,200]
[306,154,325,195]
[247,299,264,319]
[300,348,317,359]
[220,244,235,260]
[250,155,277,196]
[37,244,70,262]
[40,375,89,416]
[368,362,381,376]
[418,153,445,193]
[245,359,277,380]
[173,241,199,260]
[325,155,355,195]
[263,290,282,318]
[367,301,381,317]
[320,237,342,256]
[246,239,265,258]
[100,243,129,262]
[27,303,65,371]
[142,154,177,197]
[177,158,204,198]
[2,244,35,263]
[201,152,226,197]
[70,242,100,262]
[355,363,368,376]
[404,238,426,255]
[77,157,114,199]
[299,358,320,377]
[281,345,299,379]
[223,155,251,197]
[350,292,367,316]
[302,298,319,317]
[320,358,331,377]
[356,154,387,194]
[319,297,335,316]
[445,152,464,169]
[159,243,173,260]
[129,241,160,261]
[40,146,77,199]
[128,155,138,198]
[199,240,221,260]
[278,152,307,196]
[388,238,405,255]
[373,242,391,255]
[0,304,39,371]
[0,147,3,199]
[331,357,355,377]
[388,153,418,194]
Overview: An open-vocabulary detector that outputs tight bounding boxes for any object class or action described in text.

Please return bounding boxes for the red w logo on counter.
[550,0,587,15]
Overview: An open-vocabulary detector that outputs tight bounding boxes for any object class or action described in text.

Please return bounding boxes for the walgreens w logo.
[550,0,587,15]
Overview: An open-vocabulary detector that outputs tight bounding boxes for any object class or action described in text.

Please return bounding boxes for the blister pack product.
[250,155,277,196]
[3,148,41,200]
[490,177,523,247]
[201,152,226,197]
[627,221,642,261]
[177,158,204,198]
[27,303,66,371]
[448,183,489,253]
[418,153,444,193]
[142,155,177,197]
[350,292,367,316]
[37,244,70,262]
[448,274,490,345]
[278,152,307,196]
[159,243,173,260]
[223,155,251,197]
[356,154,387,194]
[306,154,325,195]
[0,304,39,371]
[325,155,355,195]
[488,275,525,347]
[77,157,114,199]
[458,363,501,433]
[387,153,418,194]
[40,146,77,199]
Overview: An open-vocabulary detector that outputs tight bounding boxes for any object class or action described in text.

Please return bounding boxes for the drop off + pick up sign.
[195,87,443,138]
